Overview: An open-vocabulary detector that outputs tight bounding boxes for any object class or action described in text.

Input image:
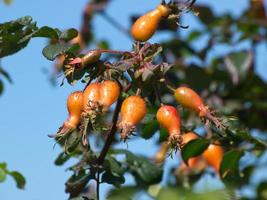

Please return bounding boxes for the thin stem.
[166,83,176,93]
[99,49,128,54]
[154,84,162,104]
[97,98,123,165]
[136,88,141,96]
[96,168,100,200]
[97,84,131,165]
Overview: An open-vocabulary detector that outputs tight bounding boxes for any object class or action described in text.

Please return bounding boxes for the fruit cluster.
[53,0,224,176]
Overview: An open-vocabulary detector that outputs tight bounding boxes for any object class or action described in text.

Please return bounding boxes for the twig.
[96,97,123,165]
[99,49,128,54]
[96,168,100,200]
[97,84,131,165]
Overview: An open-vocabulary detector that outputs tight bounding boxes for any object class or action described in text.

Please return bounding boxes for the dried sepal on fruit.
[156,105,181,150]
[80,80,120,145]
[118,95,147,142]
[174,86,224,128]
[81,82,101,145]
[131,4,170,42]
[83,82,101,114]
[56,91,83,136]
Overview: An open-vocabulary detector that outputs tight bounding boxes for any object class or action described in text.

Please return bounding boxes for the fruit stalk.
[97,84,132,165]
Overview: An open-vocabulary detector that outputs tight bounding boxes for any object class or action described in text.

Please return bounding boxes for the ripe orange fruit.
[83,83,101,111]
[174,86,207,117]
[58,91,83,135]
[131,5,170,42]
[174,86,223,128]
[202,143,224,173]
[156,105,181,136]
[99,80,120,111]
[156,105,182,149]
[119,96,146,140]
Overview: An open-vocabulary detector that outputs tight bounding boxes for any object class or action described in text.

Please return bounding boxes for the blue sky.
[0,0,267,199]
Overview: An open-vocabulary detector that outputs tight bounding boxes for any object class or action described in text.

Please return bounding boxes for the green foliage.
[0,16,37,58]
[141,120,159,139]
[220,150,244,178]
[113,149,163,186]
[1,0,267,199]
[0,16,78,59]
[181,138,210,165]
[3,0,13,5]
[107,186,139,200]
[157,187,229,200]
[0,162,26,189]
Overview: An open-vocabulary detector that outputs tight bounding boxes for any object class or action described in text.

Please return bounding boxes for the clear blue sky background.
[0,0,267,199]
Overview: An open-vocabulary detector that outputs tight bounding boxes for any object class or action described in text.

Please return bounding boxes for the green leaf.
[32,26,59,39]
[19,26,59,43]
[0,165,7,182]
[181,138,210,165]
[65,130,81,153]
[0,162,7,169]
[236,131,267,150]
[54,152,71,166]
[107,186,139,200]
[112,149,163,185]
[42,43,71,61]
[97,40,109,50]
[101,171,125,187]
[141,120,159,139]
[257,181,267,200]
[3,0,12,5]
[105,156,125,176]
[187,30,203,42]
[195,5,216,25]
[0,16,38,58]
[224,51,253,84]
[101,155,126,187]
[65,169,91,193]
[157,187,228,200]
[220,150,244,178]
[159,128,168,142]
[0,79,4,95]
[0,66,12,83]
[156,187,181,200]
[60,28,78,42]
[8,171,26,189]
